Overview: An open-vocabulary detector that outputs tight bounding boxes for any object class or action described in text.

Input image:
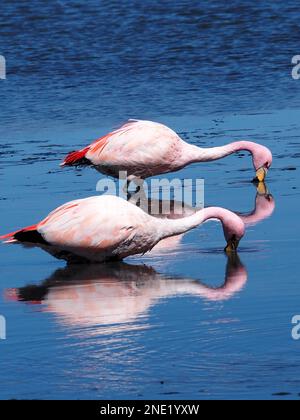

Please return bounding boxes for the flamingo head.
[224,235,241,254]
[204,208,246,254]
[252,144,273,182]
[223,213,246,254]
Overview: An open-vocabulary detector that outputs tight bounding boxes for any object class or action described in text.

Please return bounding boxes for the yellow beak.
[255,167,267,182]
[256,181,268,195]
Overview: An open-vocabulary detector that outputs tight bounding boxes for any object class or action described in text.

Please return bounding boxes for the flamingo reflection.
[129,181,275,253]
[5,254,247,332]
[236,181,275,226]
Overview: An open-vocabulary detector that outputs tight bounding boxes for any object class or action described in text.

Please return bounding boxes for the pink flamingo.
[0,195,245,263]
[61,120,272,182]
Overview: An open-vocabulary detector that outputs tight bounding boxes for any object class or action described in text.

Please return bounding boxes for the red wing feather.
[0,224,38,241]
[61,146,90,167]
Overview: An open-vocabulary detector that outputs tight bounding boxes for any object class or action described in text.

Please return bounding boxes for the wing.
[37,196,146,251]
[86,120,182,168]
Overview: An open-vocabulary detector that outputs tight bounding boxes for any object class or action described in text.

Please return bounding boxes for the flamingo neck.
[239,194,275,227]
[159,256,247,301]
[183,141,258,165]
[158,207,235,238]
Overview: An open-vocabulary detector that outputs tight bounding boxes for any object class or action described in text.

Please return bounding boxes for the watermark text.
[292,55,300,80]
[0,55,6,80]
[96,172,205,216]
[292,315,300,340]
[0,315,6,340]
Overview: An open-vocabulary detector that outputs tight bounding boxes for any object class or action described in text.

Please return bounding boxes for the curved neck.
[183,141,258,164]
[158,207,235,239]
[158,255,247,301]
[239,194,275,226]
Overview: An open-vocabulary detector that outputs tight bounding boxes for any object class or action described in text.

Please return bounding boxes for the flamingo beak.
[256,181,268,195]
[224,237,240,254]
[253,167,267,183]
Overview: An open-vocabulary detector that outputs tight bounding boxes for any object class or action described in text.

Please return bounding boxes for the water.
[0,0,300,400]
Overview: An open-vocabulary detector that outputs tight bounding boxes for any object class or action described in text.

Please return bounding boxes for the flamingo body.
[63,120,184,178]
[1,195,245,263]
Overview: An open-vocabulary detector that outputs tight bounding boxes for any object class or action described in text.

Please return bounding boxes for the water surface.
[0,0,300,400]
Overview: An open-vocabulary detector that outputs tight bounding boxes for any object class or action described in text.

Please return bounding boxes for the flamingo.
[5,255,247,332]
[0,195,245,263]
[61,120,272,182]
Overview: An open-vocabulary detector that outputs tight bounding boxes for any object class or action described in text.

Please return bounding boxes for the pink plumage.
[61,120,273,180]
[0,195,245,263]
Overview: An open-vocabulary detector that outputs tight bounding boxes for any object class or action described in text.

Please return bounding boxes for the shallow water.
[1,1,300,400]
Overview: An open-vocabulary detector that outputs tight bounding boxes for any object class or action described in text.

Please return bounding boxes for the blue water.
[1,0,300,400]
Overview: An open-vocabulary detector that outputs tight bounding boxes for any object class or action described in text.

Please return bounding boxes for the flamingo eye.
[265,162,270,169]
